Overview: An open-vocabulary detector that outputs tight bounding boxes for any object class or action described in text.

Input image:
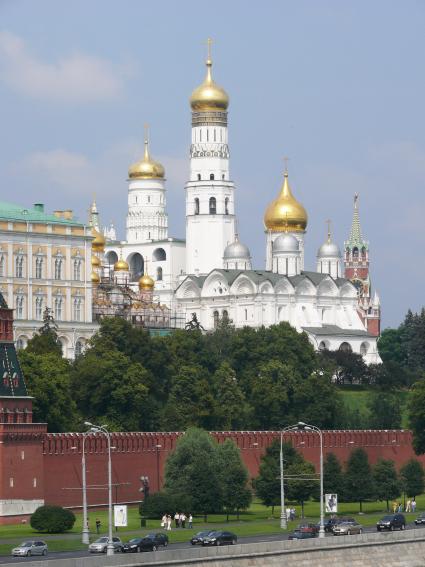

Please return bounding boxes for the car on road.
[202,531,237,546]
[332,520,363,535]
[415,513,425,525]
[88,536,123,553]
[12,541,48,557]
[288,530,317,540]
[297,523,319,534]
[376,514,406,531]
[190,530,215,545]
[122,533,168,552]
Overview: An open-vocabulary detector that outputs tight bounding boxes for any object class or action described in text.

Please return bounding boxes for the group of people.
[161,512,193,531]
[392,499,416,513]
[285,507,296,521]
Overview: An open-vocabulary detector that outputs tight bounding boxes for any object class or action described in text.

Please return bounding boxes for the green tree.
[286,460,318,518]
[373,459,401,511]
[25,307,62,356]
[378,328,407,366]
[291,372,342,428]
[400,459,425,498]
[164,428,222,521]
[30,506,75,533]
[213,362,250,430]
[323,453,345,500]
[254,440,302,515]
[367,392,402,430]
[344,448,376,512]
[408,380,425,454]
[19,351,77,432]
[216,439,252,520]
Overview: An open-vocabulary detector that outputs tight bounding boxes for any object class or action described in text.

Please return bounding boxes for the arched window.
[73,259,81,281]
[360,342,369,356]
[54,258,62,280]
[222,310,229,322]
[16,338,25,350]
[339,342,352,353]
[197,174,201,181]
[194,198,200,215]
[209,197,216,215]
[153,248,166,261]
[35,257,43,279]
[225,197,229,215]
[210,173,215,180]
[54,297,63,321]
[157,267,163,281]
[106,251,118,266]
[318,341,328,351]
[352,247,359,260]
[15,256,24,278]
[129,253,144,281]
[73,298,82,321]
[361,246,367,258]
[75,340,84,358]
[213,310,219,328]
[35,297,43,320]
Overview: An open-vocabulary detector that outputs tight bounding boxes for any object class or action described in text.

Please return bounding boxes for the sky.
[1,0,424,329]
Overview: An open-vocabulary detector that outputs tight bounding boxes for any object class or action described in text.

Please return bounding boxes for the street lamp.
[155,444,162,491]
[85,421,114,556]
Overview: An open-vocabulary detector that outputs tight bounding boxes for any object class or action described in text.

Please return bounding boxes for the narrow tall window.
[210,173,215,180]
[225,197,229,215]
[0,256,4,277]
[16,296,24,319]
[54,297,63,321]
[209,197,216,215]
[197,174,201,181]
[35,257,43,279]
[16,257,23,278]
[73,260,81,281]
[54,258,62,280]
[157,266,163,281]
[213,310,219,328]
[35,297,43,320]
[73,298,81,321]
[75,340,83,357]
[194,198,200,215]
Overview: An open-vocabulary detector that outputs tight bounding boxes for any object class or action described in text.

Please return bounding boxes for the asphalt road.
[2,524,425,564]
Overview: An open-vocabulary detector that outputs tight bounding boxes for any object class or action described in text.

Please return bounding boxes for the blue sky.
[1,0,425,328]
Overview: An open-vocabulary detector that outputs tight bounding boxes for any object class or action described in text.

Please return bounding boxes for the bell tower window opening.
[210,173,215,180]
[197,174,201,181]
[352,247,359,260]
[194,198,200,215]
[156,266,163,281]
[225,197,229,215]
[209,197,216,215]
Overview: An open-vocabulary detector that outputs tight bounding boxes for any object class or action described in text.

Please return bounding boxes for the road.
[2,524,425,564]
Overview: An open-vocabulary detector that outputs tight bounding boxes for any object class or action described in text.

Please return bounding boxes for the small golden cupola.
[138,268,155,291]
[92,228,106,253]
[190,39,229,112]
[91,255,101,268]
[264,169,308,232]
[90,271,100,284]
[114,248,129,273]
[128,137,165,180]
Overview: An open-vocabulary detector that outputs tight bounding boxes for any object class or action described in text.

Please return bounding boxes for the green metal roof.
[0,201,84,226]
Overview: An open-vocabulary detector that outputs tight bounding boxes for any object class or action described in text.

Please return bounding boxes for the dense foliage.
[30,505,75,533]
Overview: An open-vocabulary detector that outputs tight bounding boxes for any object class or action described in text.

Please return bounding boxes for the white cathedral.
[96,48,380,364]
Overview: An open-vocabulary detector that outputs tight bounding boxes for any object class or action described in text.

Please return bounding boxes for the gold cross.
[206,38,212,61]
[144,123,149,143]
[283,156,289,172]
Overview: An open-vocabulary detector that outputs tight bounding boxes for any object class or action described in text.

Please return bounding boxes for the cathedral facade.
[98,48,381,363]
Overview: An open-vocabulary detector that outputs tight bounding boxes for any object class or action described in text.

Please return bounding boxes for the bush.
[139,491,192,519]
[30,505,75,533]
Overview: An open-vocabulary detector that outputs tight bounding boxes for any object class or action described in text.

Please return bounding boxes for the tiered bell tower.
[185,40,236,275]
[344,194,381,336]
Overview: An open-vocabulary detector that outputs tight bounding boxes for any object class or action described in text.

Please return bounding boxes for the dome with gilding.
[91,255,101,268]
[92,228,106,252]
[114,257,129,272]
[264,171,308,232]
[139,273,154,291]
[273,233,299,253]
[190,58,229,112]
[128,140,165,180]
[223,236,251,260]
[91,271,100,284]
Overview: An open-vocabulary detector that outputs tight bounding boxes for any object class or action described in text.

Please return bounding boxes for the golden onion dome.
[190,57,229,112]
[90,271,100,284]
[138,273,155,291]
[91,255,101,268]
[128,140,165,180]
[92,228,106,252]
[114,257,129,272]
[264,171,308,232]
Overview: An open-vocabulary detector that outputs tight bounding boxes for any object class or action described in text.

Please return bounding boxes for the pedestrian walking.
[188,514,193,529]
[392,501,397,514]
[161,514,167,528]
[286,507,291,521]
[167,515,172,531]
[178,513,183,528]
[181,513,186,528]
[412,498,417,513]
[174,512,179,528]
[95,518,101,534]
[406,499,411,513]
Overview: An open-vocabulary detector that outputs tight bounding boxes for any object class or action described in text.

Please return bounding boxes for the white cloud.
[0,31,129,103]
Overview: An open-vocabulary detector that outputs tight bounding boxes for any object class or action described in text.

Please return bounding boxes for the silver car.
[12,541,48,557]
[89,536,123,553]
[332,521,363,535]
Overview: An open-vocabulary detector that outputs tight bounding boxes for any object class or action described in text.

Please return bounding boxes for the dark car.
[202,531,237,546]
[125,533,168,552]
[288,530,317,540]
[415,513,425,525]
[297,523,319,534]
[376,514,406,531]
[318,518,339,533]
[190,531,215,545]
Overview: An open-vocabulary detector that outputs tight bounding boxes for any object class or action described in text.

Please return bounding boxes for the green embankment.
[338,388,410,428]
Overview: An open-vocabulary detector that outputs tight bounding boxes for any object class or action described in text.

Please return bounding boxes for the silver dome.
[273,233,299,253]
[317,240,341,259]
[223,239,251,260]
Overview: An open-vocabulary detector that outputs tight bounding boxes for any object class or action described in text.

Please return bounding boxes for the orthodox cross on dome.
[144,123,150,144]
[283,156,290,173]
[326,219,332,243]
[206,37,212,62]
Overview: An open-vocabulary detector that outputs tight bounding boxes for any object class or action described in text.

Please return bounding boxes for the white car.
[89,536,123,553]
[12,541,48,557]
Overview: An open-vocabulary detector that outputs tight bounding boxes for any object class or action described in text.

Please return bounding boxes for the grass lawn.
[338,387,410,428]
[1,495,424,556]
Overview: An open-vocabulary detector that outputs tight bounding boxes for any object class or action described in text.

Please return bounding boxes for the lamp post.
[81,432,90,544]
[155,444,162,491]
[85,422,114,556]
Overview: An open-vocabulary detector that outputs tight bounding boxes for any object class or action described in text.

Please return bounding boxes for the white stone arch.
[317,278,339,297]
[106,250,118,266]
[339,282,357,299]
[275,277,295,296]
[259,281,274,294]
[177,279,201,299]
[294,277,316,297]
[360,341,370,356]
[75,337,87,358]
[16,335,29,350]
[318,339,330,351]
[230,274,256,296]
[127,252,144,282]
[339,341,353,353]
[202,271,230,297]
[58,335,69,357]
[152,247,166,262]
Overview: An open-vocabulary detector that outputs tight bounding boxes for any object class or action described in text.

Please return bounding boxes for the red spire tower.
[344,194,381,336]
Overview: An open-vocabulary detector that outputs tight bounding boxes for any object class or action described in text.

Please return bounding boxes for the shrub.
[139,491,192,519]
[30,505,76,533]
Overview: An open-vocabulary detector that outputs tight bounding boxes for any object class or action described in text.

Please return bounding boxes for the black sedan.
[288,530,317,540]
[202,531,237,546]
[376,514,406,531]
[190,531,215,545]
[415,513,425,525]
[122,533,168,552]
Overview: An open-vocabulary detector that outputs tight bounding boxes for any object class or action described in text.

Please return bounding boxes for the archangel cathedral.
[90,46,381,363]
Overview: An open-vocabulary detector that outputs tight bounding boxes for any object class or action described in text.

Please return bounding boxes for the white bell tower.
[185,40,236,275]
